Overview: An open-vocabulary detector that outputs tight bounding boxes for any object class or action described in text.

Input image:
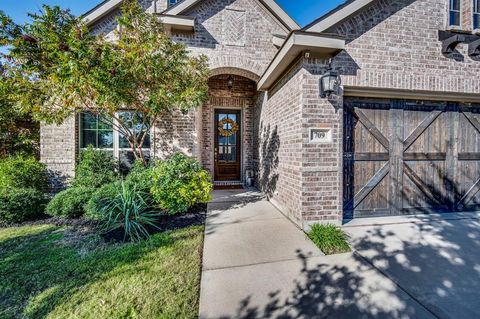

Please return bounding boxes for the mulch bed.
[0,203,207,244]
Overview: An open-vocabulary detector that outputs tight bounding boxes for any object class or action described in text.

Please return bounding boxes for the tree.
[0,68,39,158]
[0,1,210,165]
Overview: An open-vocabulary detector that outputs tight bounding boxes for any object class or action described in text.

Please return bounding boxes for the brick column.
[301,58,344,228]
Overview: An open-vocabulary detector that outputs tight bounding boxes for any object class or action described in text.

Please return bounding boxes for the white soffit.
[258,31,345,91]
[272,34,286,47]
[159,14,195,32]
[304,0,376,33]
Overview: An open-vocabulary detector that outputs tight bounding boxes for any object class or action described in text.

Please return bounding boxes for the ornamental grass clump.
[307,224,351,255]
[98,182,161,242]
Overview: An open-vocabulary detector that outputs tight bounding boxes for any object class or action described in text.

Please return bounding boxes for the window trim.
[449,0,462,28]
[78,112,152,164]
[474,0,480,30]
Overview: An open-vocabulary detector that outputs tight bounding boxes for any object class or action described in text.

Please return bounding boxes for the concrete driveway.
[345,213,480,319]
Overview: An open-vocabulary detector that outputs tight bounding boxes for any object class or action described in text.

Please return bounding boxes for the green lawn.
[0,223,204,319]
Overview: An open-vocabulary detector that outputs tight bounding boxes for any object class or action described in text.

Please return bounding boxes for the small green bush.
[125,160,154,193]
[0,157,47,191]
[46,187,95,218]
[98,182,160,242]
[151,153,212,215]
[307,224,351,255]
[85,182,119,220]
[74,146,118,189]
[0,188,47,224]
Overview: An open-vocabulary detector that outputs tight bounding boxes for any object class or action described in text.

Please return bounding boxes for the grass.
[0,223,204,319]
[307,224,351,255]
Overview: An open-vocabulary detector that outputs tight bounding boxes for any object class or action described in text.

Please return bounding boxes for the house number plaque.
[309,128,332,143]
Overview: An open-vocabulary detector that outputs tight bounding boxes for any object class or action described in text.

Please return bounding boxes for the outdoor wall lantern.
[320,68,341,98]
[227,75,234,90]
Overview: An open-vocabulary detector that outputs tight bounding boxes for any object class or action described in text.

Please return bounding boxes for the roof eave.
[83,0,124,26]
[304,0,376,33]
[257,31,345,91]
[164,0,299,31]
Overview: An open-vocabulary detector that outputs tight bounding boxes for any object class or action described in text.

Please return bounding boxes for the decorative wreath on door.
[218,118,239,137]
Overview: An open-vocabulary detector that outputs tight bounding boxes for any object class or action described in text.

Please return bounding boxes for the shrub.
[125,160,154,193]
[151,153,212,215]
[85,182,119,220]
[74,146,118,189]
[98,182,160,242]
[307,224,351,255]
[0,157,47,191]
[0,188,47,224]
[46,187,95,218]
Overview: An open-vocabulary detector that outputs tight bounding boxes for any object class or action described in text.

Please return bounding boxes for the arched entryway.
[200,74,257,187]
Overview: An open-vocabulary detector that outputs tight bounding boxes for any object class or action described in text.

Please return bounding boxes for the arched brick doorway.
[200,74,257,187]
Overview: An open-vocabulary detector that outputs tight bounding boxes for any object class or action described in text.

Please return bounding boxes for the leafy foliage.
[46,187,95,218]
[125,160,154,192]
[0,188,47,224]
[0,77,39,158]
[73,146,118,189]
[85,182,119,220]
[307,224,351,255]
[0,156,47,191]
[0,2,209,164]
[98,182,160,242]
[151,153,212,215]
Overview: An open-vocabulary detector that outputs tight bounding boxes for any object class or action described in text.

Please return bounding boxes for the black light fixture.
[320,67,340,98]
[227,75,234,90]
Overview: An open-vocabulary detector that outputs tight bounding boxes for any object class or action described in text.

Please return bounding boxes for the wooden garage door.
[343,99,480,219]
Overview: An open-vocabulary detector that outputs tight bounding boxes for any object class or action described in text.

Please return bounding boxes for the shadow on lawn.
[221,216,480,318]
[0,211,205,319]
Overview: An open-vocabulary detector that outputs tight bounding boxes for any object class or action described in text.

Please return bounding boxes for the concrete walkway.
[199,190,435,319]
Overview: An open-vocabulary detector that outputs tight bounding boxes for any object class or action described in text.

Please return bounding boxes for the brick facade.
[40,0,480,227]
[40,117,77,192]
[255,58,304,225]
[330,0,480,94]
[172,0,287,78]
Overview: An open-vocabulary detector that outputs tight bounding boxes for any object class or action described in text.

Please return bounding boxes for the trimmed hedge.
[46,187,95,218]
[0,157,47,191]
[0,188,47,224]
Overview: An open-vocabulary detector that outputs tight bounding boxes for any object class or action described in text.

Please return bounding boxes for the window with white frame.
[450,0,461,27]
[79,112,151,173]
[474,0,480,29]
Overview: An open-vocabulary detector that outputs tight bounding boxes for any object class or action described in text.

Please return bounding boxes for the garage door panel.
[458,113,480,153]
[404,110,449,154]
[403,161,447,210]
[355,123,388,153]
[352,162,390,212]
[344,99,480,218]
[457,161,480,209]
